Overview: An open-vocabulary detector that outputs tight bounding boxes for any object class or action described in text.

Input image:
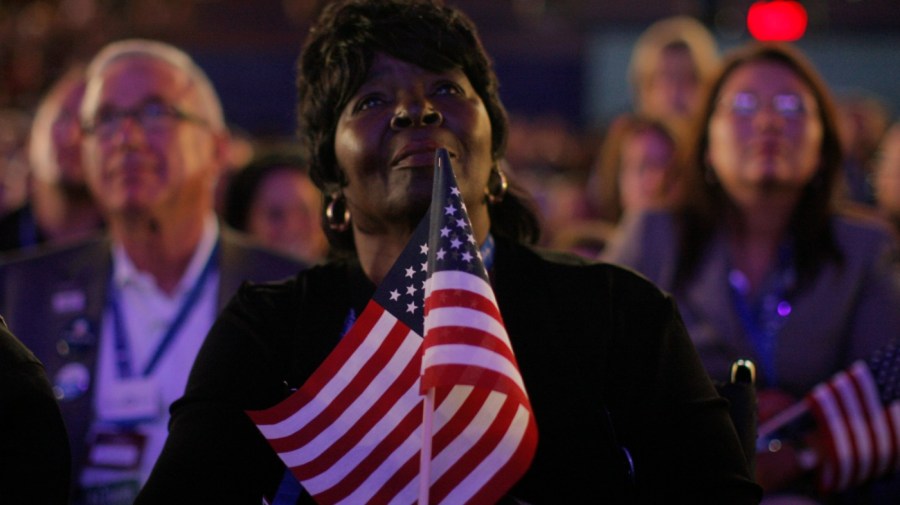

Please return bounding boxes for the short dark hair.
[296,0,539,253]
[223,152,309,232]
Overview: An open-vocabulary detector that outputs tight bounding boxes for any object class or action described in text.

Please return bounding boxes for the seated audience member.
[835,90,891,205]
[874,122,900,238]
[604,42,900,502]
[223,151,328,264]
[0,315,70,505]
[0,39,305,504]
[629,15,720,131]
[0,65,105,256]
[136,1,760,503]
[556,114,683,255]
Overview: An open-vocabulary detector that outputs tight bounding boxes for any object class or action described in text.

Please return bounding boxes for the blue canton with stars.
[370,148,490,338]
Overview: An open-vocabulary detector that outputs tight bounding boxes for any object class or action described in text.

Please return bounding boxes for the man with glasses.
[0,39,306,505]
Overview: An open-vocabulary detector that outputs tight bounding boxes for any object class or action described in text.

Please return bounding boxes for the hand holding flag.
[758,340,900,493]
[246,148,537,504]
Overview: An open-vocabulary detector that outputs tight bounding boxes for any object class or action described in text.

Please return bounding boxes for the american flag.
[246,148,536,504]
[804,341,900,493]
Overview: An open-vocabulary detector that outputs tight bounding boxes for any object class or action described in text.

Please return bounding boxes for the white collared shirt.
[89,213,220,487]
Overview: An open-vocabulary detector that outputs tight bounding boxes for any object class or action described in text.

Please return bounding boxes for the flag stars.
[405,266,416,278]
[389,289,400,301]
[456,218,467,229]
[406,284,417,296]
[461,251,473,263]
[421,262,428,272]
[444,204,456,216]
[419,243,429,255]
[406,301,417,313]
[450,238,463,249]
[436,248,447,260]
[451,186,461,197]
[440,227,451,238]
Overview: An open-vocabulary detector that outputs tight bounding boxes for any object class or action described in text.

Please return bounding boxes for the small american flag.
[246,149,536,504]
[806,341,900,492]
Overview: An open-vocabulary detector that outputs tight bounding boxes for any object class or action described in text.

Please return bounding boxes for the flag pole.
[419,388,435,504]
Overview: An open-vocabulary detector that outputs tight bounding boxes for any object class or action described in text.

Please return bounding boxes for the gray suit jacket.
[0,226,305,488]
[603,209,900,397]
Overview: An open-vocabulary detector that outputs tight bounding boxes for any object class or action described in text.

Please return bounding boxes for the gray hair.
[81,38,225,131]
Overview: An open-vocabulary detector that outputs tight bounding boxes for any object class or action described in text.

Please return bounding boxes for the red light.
[747,0,808,41]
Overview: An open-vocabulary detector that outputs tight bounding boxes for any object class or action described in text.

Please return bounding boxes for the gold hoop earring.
[326,193,350,232]
[484,166,508,204]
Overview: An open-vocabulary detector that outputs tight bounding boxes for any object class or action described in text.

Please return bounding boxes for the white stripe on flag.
[833,370,873,484]
[423,344,527,393]
[425,271,497,304]
[256,310,401,439]
[812,379,854,491]
[848,362,893,478]
[440,404,531,505]
[281,328,422,468]
[292,372,421,490]
[424,307,506,339]
[431,391,506,480]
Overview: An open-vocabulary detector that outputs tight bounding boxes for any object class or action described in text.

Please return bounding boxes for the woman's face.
[247,167,326,263]
[618,129,675,212]
[333,53,494,234]
[707,60,823,203]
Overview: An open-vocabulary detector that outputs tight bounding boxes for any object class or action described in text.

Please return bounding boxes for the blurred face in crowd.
[618,128,676,212]
[875,126,900,218]
[81,57,224,220]
[30,74,88,192]
[333,53,494,234]
[246,167,326,262]
[706,60,822,204]
[640,45,701,123]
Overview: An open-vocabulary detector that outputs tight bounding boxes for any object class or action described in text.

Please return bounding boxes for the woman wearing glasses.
[604,43,900,501]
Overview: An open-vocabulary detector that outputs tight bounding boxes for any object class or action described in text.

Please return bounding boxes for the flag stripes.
[808,360,900,492]
[247,149,536,504]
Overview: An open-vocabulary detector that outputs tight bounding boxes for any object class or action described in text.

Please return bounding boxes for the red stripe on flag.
[425,326,516,364]
[424,363,530,403]
[268,315,412,453]
[424,288,502,322]
[308,394,423,504]
[468,414,539,505]
[848,368,878,484]
[288,343,422,478]
[246,302,384,426]
[827,379,860,490]
[431,387,493,455]
[430,394,520,503]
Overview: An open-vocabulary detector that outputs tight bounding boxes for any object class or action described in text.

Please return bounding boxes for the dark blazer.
[137,237,761,504]
[0,226,305,491]
[603,210,900,396]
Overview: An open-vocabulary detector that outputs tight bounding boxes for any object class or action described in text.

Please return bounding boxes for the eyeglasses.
[722,92,809,118]
[82,99,209,138]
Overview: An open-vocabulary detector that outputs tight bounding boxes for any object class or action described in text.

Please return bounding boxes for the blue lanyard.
[729,243,796,386]
[108,241,220,378]
[480,233,495,272]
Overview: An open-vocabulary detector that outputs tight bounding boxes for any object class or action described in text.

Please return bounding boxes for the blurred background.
[2,0,898,135]
[2,0,899,247]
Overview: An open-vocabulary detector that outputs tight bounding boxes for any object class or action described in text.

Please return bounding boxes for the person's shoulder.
[0,235,107,272]
[220,226,307,267]
[831,206,898,252]
[506,240,670,302]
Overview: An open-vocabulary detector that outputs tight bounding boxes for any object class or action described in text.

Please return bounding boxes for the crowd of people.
[0,0,899,504]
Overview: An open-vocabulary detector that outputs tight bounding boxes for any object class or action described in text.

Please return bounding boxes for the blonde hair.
[629,16,719,106]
